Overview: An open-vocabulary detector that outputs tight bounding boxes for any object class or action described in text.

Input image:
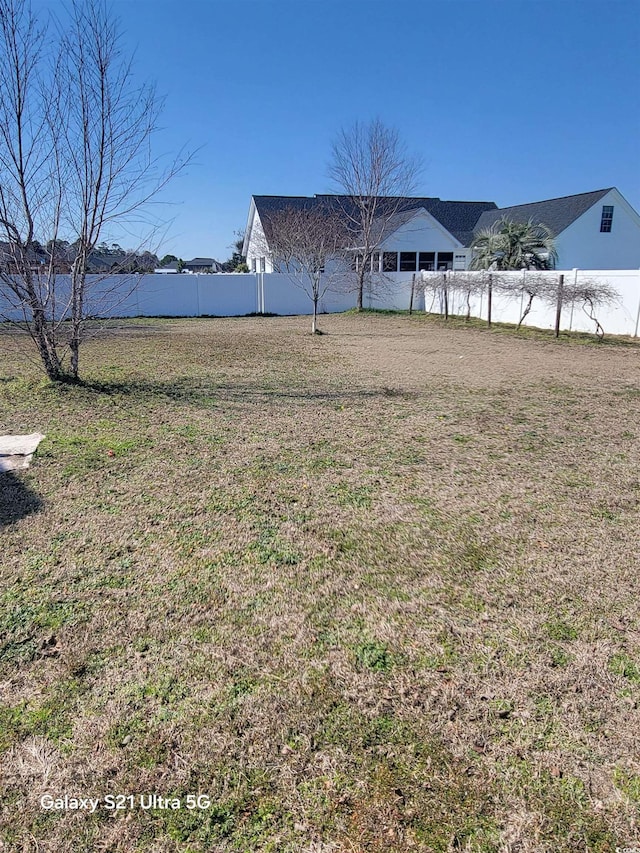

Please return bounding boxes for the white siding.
[379,209,461,253]
[555,189,640,269]
[245,209,274,273]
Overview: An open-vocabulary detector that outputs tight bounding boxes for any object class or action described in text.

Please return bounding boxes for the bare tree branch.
[260,204,349,334]
[557,276,619,340]
[0,0,191,380]
[328,119,421,310]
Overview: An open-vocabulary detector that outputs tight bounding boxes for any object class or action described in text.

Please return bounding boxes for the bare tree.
[422,270,489,323]
[554,276,619,340]
[422,271,450,319]
[328,119,421,311]
[264,204,348,334]
[0,0,188,381]
[489,270,557,330]
[446,271,487,322]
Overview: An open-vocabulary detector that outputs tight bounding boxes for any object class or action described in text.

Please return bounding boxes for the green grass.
[0,313,639,851]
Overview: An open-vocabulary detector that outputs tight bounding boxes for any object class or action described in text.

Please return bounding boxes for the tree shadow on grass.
[75,377,418,406]
[0,471,44,528]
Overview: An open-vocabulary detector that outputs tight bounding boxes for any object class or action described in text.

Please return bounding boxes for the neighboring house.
[154,261,181,274]
[244,194,497,274]
[85,251,158,273]
[473,188,640,270]
[183,257,222,273]
[0,242,160,274]
[85,254,124,273]
[244,188,640,272]
[0,241,49,273]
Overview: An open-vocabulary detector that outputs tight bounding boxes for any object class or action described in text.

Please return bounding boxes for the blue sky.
[45,0,640,261]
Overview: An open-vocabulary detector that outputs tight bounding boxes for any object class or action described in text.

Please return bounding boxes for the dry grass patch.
[0,313,639,851]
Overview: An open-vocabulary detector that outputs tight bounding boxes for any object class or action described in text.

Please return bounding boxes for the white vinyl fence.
[0,271,417,322]
[421,269,640,337]
[1,269,638,337]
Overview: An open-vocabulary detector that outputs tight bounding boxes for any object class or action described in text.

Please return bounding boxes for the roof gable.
[371,206,462,248]
[474,188,614,237]
[369,207,429,245]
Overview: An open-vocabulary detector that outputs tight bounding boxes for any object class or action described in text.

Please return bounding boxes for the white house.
[243,188,640,273]
[243,194,497,274]
[474,188,640,270]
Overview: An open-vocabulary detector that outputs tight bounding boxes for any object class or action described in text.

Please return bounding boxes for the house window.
[600,205,614,233]
[400,252,417,272]
[383,252,398,272]
[259,257,266,272]
[250,258,256,272]
[436,252,453,271]
[371,252,380,272]
[352,253,363,271]
[418,252,435,271]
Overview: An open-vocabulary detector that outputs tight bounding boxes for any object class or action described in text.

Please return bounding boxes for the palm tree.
[469,229,507,271]
[470,217,558,330]
[470,217,557,271]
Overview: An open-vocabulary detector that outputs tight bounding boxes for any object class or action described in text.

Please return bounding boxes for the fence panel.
[3,269,638,335]
[421,270,640,337]
[365,272,425,311]
[197,274,258,316]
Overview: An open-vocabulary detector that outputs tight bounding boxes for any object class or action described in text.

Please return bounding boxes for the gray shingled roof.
[253,195,498,247]
[253,190,616,248]
[474,188,613,237]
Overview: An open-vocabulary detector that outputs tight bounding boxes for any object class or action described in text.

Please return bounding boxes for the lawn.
[1,313,639,852]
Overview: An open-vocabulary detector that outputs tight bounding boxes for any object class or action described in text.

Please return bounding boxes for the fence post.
[568,268,578,331]
[409,273,415,314]
[554,273,564,338]
[443,271,449,320]
[487,273,492,328]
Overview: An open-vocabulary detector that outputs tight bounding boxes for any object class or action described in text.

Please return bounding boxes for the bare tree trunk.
[517,292,534,330]
[312,297,318,334]
[69,257,87,380]
[356,266,364,311]
[443,271,449,321]
[409,273,415,314]
[583,297,605,340]
[31,304,63,380]
[13,264,65,380]
[554,274,564,338]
